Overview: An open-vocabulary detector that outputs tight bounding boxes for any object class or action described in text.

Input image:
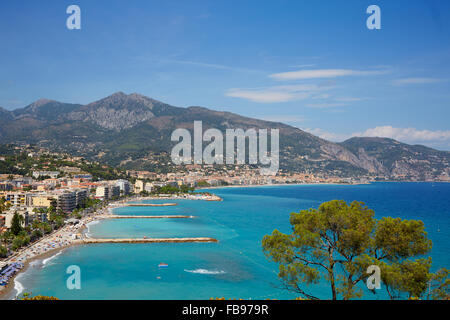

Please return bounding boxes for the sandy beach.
[0,208,110,299]
[0,193,222,299]
[0,244,75,299]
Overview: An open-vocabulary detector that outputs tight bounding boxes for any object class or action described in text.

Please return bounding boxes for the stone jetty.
[125,203,178,207]
[76,237,218,244]
[103,215,194,219]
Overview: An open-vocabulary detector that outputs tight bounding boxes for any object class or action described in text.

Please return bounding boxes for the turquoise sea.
[11,182,450,300]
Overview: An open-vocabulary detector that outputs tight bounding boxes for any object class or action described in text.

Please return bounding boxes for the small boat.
[158,263,168,268]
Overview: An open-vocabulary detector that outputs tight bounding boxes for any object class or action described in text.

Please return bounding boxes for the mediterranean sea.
[13,182,450,299]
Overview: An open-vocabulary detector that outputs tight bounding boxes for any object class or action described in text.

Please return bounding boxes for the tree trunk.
[329,247,337,300]
[330,268,337,300]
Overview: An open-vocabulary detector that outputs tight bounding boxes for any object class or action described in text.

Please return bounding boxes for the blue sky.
[0,0,449,149]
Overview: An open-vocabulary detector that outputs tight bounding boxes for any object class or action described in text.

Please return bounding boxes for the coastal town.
[0,144,231,296]
[0,192,221,297]
[0,142,438,272]
[0,143,447,298]
[0,143,369,295]
[0,144,372,259]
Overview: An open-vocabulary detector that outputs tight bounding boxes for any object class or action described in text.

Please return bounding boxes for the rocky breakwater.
[126,203,178,207]
[76,237,218,244]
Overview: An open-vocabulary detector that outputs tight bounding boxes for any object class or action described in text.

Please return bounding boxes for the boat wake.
[184,268,226,275]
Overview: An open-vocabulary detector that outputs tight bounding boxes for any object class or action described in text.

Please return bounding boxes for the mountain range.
[1,92,449,180]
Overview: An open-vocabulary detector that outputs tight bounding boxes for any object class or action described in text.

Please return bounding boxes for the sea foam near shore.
[85,220,100,238]
[42,250,63,266]
[13,276,24,297]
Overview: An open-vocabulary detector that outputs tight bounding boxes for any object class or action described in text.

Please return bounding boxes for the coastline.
[0,192,222,300]
[0,243,80,299]
[0,183,447,300]
[198,182,366,190]
[198,180,450,191]
[128,194,223,201]
[0,212,100,299]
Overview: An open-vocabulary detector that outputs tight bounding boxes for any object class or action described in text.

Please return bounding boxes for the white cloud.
[311,93,331,99]
[156,58,264,74]
[226,66,379,104]
[226,90,297,103]
[226,84,329,103]
[290,64,316,68]
[259,115,307,123]
[357,126,450,143]
[392,77,445,85]
[275,84,328,91]
[334,97,367,102]
[226,84,366,107]
[303,126,450,149]
[303,128,351,141]
[305,103,348,109]
[270,69,387,80]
